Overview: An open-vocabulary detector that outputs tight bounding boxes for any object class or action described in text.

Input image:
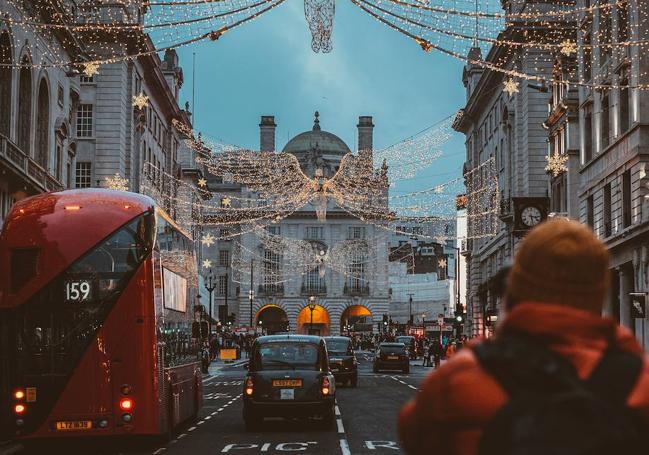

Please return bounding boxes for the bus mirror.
[192,322,200,338]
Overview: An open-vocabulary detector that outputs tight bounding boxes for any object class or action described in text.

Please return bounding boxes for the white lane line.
[177,433,187,439]
[408,384,417,390]
[211,411,218,416]
[339,438,351,455]
[197,421,204,426]
[334,405,341,416]
[336,418,345,434]
[188,426,197,432]
[153,448,166,454]
[204,415,212,420]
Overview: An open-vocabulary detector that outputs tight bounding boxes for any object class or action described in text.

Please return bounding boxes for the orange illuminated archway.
[297,304,330,336]
[340,305,373,334]
[256,304,289,334]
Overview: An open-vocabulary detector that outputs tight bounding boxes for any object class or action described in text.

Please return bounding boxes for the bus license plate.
[55,420,93,431]
[280,389,294,400]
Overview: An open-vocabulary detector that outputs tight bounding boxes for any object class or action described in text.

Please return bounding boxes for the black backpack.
[473,332,646,455]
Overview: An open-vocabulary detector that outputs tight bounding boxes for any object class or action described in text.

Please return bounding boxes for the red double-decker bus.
[0,189,202,441]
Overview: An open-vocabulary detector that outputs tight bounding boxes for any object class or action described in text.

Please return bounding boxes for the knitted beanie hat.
[507,219,610,312]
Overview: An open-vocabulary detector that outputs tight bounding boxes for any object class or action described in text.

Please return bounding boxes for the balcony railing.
[258,284,284,296]
[0,134,64,193]
[343,283,370,296]
[301,284,327,295]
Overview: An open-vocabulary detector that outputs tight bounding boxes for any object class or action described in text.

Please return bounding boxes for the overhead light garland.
[105,173,129,191]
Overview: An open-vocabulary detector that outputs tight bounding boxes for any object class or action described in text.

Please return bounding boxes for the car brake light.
[14,390,25,400]
[64,205,81,211]
[119,398,134,411]
[14,404,26,414]
[321,377,331,396]
[245,377,254,396]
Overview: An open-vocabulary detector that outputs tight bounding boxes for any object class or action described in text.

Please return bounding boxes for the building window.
[75,162,92,188]
[17,59,32,155]
[35,78,50,169]
[599,13,612,64]
[219,250,230,267]
[603,183,612,237]
[348,226,366,239]
[263,249,281,293]
[0,32,11,137]
[80,75,95,84]
[306,226,323,239]
[587,195,594,228]
[584,105,593,162]
[620,77,630,134]
[622,170,631,228]
[219,228,230,238]
[218,275,228,296]
[583,32,592,82]
[76,104,93,138]
[266,226,280,235]
[601,94,610,150]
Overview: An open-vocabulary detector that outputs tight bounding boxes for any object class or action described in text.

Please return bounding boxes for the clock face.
[521,206,542,227]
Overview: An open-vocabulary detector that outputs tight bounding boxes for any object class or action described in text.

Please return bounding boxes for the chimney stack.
[357,116,374,152]
[259,116,276,152]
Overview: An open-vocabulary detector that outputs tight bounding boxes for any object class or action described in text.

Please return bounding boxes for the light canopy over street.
[2,1,649,454]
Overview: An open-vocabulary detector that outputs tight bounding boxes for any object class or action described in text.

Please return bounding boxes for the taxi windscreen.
[255,342,319,370]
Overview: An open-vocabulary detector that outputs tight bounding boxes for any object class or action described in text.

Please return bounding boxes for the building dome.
[282,112,351,157]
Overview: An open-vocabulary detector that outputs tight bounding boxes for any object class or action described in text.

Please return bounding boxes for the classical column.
[619,267,633,331]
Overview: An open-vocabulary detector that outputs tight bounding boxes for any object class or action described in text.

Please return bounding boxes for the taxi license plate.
[55,420,93,431]
[388,355,399,360]
[272,379,302,387]
[280,389,295,400]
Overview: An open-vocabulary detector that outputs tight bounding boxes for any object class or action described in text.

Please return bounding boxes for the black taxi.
[373,342,410,374]
[323,336,358,387]
[242,335,336,430]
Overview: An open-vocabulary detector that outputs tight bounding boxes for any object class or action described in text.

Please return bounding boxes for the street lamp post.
[248,289,254,329]
[204,269,216,333]
[308,296,316,335]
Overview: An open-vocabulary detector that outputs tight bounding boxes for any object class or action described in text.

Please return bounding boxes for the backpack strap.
[586,349,643,404]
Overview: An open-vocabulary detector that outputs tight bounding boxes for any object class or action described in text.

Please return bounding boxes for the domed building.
[235,113,390,336]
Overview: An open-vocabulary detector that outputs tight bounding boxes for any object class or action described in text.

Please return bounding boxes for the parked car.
[373,342,410,374]
[323,336,358,387]
[242,335,336,430]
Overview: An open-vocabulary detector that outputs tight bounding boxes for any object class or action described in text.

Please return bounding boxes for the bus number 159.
[65,280,91,302]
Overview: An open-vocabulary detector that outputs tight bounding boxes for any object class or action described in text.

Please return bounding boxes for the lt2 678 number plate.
[55,420,92,431]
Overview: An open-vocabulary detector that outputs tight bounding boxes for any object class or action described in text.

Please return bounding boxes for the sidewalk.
[0,441,22,455]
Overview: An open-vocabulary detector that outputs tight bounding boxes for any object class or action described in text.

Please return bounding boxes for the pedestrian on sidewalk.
[398,219,649,455]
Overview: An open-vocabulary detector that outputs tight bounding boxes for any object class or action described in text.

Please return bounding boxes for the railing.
[301,284,327,295]
[258,284,284,296]
[343,283,369,296]
[0,134,64,193]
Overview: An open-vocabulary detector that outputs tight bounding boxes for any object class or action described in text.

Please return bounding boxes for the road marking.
[188,426,197,432]
[334,405,341,416]
[336,418,345,434]
[197,420,204,425]
[339,439,351,455]
[205,415,212,420]
[408,384,417,390]
[178,433,187,439]
[153,448,166,454]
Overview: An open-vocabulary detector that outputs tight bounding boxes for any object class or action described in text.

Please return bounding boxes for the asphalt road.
[13,352,432,455]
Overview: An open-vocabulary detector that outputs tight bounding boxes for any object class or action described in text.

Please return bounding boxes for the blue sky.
[177,0,467,194]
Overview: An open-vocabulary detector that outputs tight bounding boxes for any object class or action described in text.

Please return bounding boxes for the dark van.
[242,335,336,430]
[323,336,358,387]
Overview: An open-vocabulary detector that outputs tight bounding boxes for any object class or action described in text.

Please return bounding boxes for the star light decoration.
[545,152,569,177]
[560,40,578,57]
[105,173,129,191]
[438,258,447,269]
[132,92,149,110]
[197,178,207,188]
[503,78,520,97]
[221,197,232,208]
[202,259,212,269]
[82,62,100,78]
[201,233,215,247]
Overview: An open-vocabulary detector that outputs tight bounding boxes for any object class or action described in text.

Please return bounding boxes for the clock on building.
[512,197,549,235]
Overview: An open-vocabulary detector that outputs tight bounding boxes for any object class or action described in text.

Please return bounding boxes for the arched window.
[0,32,12,137]
[17,58,32,154]
[35,78,49,168]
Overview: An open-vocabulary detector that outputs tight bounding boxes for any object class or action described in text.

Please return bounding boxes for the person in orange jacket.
[398,219,649,455]
[445,341,456,360]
